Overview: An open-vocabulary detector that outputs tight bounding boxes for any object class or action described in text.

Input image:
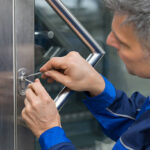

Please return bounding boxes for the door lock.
[18,68,42,96]
[18,68,28,96]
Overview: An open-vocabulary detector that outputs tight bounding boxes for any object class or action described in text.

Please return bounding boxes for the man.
[22,0,150,149]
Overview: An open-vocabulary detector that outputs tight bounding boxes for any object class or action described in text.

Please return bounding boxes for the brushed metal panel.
[15,0,35,148]
[0,0,14,149]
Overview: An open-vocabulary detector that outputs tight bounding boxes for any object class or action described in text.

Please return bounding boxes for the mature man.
[22,0,150,150]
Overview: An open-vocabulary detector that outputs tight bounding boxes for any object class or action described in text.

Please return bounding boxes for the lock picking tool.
[24,78,33,83]
[25,72,42,78]
[18,68,43,95]
[23,72,42,83]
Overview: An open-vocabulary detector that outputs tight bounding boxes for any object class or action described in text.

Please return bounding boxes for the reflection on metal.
[55,87,73,110]
[39,0,105,110]
[46,0,105,54]
[18,68,27,96]
[0,0,14,148]
[15,0,35,147]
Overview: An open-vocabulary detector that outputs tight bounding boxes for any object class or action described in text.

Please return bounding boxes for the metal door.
[0,0,34,148]
[0,0,14,149]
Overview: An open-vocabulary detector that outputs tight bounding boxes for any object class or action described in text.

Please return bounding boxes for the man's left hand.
[21,79,61,138]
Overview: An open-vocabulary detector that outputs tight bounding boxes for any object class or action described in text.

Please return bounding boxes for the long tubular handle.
[55,53,102,110]
[44,0,105,110]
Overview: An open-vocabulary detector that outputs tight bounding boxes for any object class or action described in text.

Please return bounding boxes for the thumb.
[35,78,40,82]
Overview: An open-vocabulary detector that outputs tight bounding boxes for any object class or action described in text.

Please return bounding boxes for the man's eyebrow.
[112,30,129,48]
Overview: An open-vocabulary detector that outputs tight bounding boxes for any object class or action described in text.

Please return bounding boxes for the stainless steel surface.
[55,87,73,110]
[0,0,14,148]
[15,0,35,148]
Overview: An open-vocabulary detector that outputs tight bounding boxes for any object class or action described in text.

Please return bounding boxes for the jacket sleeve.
[83,76,147,141]
[48,143,76,150]
[39,127,76,150]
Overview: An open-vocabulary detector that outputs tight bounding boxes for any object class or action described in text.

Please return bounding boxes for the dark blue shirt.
[39,76,150,150]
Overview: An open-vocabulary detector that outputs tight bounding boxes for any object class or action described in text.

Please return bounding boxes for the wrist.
[87,74,105,97]
[36,124,62,138]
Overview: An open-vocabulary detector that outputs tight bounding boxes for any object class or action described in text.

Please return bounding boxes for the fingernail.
[35,78,39,82]
[28,84,31,88]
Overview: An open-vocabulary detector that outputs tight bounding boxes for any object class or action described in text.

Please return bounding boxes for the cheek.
[117,50,132,64]
[118,52,135,74]
[118,49,145,70]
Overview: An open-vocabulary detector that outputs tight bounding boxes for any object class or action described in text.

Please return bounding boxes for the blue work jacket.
[39,77,150,150]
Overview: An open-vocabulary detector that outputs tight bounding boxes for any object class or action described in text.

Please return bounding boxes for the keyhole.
[18,68,27,96]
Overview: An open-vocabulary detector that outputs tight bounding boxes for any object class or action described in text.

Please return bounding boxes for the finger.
[47,78,54,83]
[27,83,31,88]
[40,57,67,72]
[21,106,34,123]
[30,79,50,98]
[21,108,26,120]
[24,98,31,107]
[21,108,32,126]
[21,108,30,120]
[44,70,69,86]
[35,78,40,82]
[41,74,47,79]
[25,88,37,104]
[41,73,54,83]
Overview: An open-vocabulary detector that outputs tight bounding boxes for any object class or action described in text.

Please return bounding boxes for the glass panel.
[56,1,114,150]
[35,0,92,63]
[35,0,150,150]
[34,0,112,150]
[58,1,150,150]
[35,0,94,100]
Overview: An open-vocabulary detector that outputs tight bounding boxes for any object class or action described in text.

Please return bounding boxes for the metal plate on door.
[18,68,27,96]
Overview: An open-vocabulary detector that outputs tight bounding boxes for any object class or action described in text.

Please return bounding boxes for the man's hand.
[21,79,61,138]
[40,51,105,96]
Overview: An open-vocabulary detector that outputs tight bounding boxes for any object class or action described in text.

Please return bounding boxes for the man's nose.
[106,32,120,49]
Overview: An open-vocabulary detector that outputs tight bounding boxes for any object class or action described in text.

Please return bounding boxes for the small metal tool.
[23,72,42,84]
[24,78,33,83]
[18,68,42,95]
[25,72,42,78]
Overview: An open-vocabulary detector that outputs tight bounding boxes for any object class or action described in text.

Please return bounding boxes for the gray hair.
[103,0,150,50]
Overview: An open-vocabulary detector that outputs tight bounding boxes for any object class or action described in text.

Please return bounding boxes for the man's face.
[106,14,150,78]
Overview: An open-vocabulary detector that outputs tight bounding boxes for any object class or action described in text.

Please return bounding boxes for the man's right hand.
[40,51,105,97]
